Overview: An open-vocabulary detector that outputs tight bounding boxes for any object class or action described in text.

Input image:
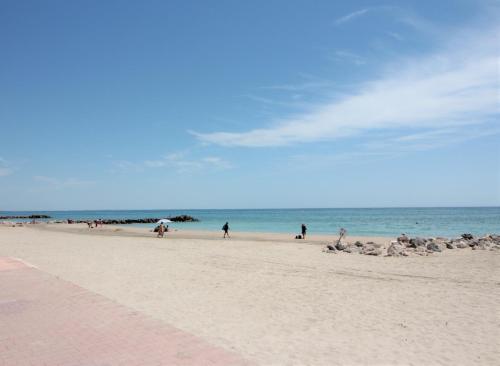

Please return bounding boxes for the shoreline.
[17,222,396,245]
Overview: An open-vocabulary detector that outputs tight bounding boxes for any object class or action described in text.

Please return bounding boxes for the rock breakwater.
[324,233,500,257]
[0,215,51,219]
[69,215,199,224]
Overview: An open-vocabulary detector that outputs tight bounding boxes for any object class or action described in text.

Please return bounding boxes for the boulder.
[426,242,441,252]
[489,235,500,244]
[344,244,361,254]
[446,242,455,249]
[361,244,383,256]
[364,249,383,256]
[387,242,407,257]
[335,241,348,251]
[354,241,364,247]
[408,237,427,248]
[323,245,337,254]
[461,233,474,240]
[468,239,480,247]
[455,240,469,249]
[397,234,409,244]
[473,239,494,250]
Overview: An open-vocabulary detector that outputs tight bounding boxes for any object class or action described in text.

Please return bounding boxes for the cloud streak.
[193,26,500,148]
[334,8,370,25]
[33,176,95,188]
[0,158,13,177]
[144,152,232,172]
[333,50,366,65]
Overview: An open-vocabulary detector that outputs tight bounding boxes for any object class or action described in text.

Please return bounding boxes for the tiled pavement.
[0,257,251,366]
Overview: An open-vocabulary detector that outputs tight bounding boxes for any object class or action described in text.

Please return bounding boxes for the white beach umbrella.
[157,219,172,224]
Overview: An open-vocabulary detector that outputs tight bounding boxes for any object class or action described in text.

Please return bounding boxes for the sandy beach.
[1,223,499,365]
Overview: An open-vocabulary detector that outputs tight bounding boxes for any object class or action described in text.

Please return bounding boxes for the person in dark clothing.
[301,224,307,239]
[222,222,230,238]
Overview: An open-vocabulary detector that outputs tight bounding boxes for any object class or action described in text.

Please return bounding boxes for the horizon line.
[1,206,500,212]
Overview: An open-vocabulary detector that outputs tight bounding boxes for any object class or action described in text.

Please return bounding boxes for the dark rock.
[168,215,199,222]
[408,237,427,248]
[354,241,364,247]
[397,234,409,244]
[323,245,337,254]
[426,242,441,252]
[468,240,479,247]
[446,242,455,249]
[0,215,51,219]
[489,235,500,244]
[335,241,347,251]
[461,233,474,240]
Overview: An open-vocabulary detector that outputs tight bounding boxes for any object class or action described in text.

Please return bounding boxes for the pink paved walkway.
[0,257,251,366]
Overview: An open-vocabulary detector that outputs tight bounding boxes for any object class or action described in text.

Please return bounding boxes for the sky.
[0,0,499,210]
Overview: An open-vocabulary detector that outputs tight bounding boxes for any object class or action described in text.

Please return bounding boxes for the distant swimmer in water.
[222,222,230,238]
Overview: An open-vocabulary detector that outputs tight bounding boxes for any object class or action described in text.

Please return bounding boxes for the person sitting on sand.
[222,222,230,238]
[301,224,307,239]
[157,223,165,238]
[87,221,93,229]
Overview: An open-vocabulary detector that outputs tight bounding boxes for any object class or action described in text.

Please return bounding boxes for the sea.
[1,207,499,238]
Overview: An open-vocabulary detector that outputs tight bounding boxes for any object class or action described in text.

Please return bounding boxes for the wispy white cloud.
[332,50,366,65]
[0,168,12,177]
[0,158,13,177]
[365,126,500,152]
[193,26,500,149]
[109,160,143,173]
[243,94,311,109]
[144,152,232,172]
[334,8,370,25]
[385,31,404,41]
[200,157,232,169]
[261,81,333,91]
[289,126,500,169]
[33,176,95,188]
[333,6,398,26]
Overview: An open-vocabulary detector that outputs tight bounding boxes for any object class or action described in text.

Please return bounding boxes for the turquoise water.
[1,207,499,237]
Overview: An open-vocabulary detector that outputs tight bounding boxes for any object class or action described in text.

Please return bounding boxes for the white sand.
[1,224,499,365]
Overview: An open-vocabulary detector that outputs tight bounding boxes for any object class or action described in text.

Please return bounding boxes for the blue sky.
[0,0,499,210]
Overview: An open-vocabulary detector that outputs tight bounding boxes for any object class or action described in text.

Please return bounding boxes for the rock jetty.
[0,215,51,219]
[70,215,199,225]
[324,233,500,257]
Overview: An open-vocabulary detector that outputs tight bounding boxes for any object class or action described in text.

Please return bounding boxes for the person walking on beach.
[222,222,230,238]
[157,223,165,238]
[301,224,307,239]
